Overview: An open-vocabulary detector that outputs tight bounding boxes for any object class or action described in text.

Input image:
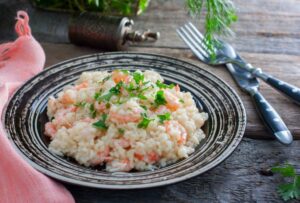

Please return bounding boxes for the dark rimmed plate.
[2,52,246,189]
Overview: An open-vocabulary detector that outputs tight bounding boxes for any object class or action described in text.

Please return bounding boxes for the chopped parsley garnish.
[271,164,300,201]
[157,113,171,124]
[96,82,123,102]
[99,75,111,84]
[179,98,184,104]
[156,80,175,89]
[110,81,123,94]
[121,70,130,74]
[138,113,153,129]
[89,103,97,118]
[140,105,147,110]
[93,89,103,100]
[126,82,139,92]
[154,90,167,106]
[138,94,147,100]
[74,101,87,108]
[118,128,125,134]
[133,71,144,84]
[92,114,108,130]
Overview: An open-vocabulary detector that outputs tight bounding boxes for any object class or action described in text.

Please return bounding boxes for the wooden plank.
[132,0,300,55]
[42,43,300,139]
[65,138,300,203]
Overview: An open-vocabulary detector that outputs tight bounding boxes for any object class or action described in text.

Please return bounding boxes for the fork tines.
[176,22,212,61]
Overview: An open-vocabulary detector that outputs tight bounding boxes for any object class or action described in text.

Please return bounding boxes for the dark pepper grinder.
[69,12,159,51]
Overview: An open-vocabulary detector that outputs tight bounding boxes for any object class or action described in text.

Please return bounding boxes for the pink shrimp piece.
[164,90,180,112]
[94,101,106,112]
[81,117,94,122]
[112,70,130,84]
[155,105,169,114]
[114,138,131,148]
[44,122,57,139]
[175,84,180,92]
[69,106,77,112]
[109,109,141,124]
[61,93,75,105]
[91,146,111,165]
[134,153,144,161]
[165,120,187,145]
[75,81,88,90]
[146,152,159,164]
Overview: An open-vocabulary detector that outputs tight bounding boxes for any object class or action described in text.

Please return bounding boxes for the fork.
[176,22,300,106]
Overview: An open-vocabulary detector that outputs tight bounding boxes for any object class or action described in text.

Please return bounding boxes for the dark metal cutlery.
[177,22,294,145]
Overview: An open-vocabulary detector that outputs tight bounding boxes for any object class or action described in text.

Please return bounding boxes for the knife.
[226,57,293,145]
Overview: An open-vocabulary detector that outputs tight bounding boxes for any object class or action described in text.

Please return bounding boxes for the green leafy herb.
[179,98,185,104]
[99,76,111,84]
[97,82,123,102]
[138,94,147,100]
[121,70,130,74]
[74,101,87,107]
[271,164,300,201]
[118,128,125,134]
[92,114,108,130]
[133,71,144,84]
[89,103,97,118]
[126,82,138,92]
[154,90,167,106]
[33,0,150,16]
[137,113,153,129]
[157,113,171,124]
[140,105,147,110]
[156,80,175,89]
[186,0,238,56]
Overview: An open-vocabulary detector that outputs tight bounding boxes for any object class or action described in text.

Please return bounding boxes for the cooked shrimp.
[175,84,180,92]
[146,151,159,164]
[112,70,130,84]
[165,120,187,145]
[109,111,141,124]
[94,101,106,112]
[91,146,111,165]
[164,90,180,111]
[109,100,143,124]
[75,81,88,90]
[45,122,57,139]
[60,90,76,105]
[134,152,144,161]
[114,138,131,148]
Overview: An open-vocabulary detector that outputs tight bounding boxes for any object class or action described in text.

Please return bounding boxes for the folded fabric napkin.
[0,11,74,203]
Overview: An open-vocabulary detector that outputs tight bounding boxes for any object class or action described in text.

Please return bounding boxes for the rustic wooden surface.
[64,138,300,203]
[1,0,300,202]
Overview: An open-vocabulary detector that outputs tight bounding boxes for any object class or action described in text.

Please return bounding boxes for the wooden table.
[3,0,300,202]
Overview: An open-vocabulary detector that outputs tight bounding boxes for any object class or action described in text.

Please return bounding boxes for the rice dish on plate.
[45,69,208,172]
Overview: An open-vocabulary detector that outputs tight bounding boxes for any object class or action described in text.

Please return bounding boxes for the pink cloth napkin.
[0,11,74,203]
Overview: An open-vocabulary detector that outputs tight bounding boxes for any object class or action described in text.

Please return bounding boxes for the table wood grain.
[1,0,300,202]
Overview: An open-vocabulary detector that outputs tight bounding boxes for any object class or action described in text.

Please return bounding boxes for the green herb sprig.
[271,163,300,201]
[93,114,108,130]
[186,0,238,53]
[154,90,167,107]
[157,113,171,124]
[138,113,153,129]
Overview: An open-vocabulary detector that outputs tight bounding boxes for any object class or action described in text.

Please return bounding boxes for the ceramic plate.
[2,52,246,189]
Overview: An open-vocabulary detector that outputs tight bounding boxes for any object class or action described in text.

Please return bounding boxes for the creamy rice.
[45,70,208,172]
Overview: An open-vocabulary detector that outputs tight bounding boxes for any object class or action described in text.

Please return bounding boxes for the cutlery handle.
[246,64,300,105]
[250,89,293,145]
